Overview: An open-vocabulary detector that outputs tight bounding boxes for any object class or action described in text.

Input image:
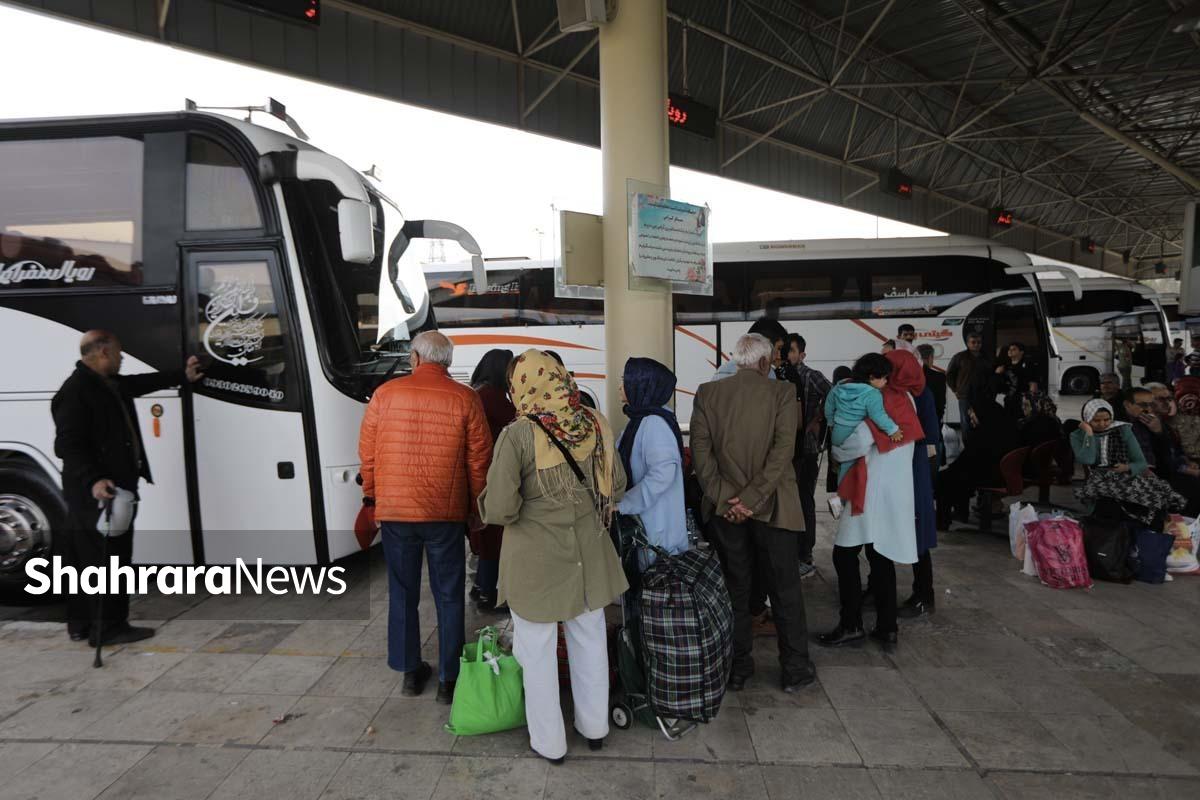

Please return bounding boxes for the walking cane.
[93,499,113,669]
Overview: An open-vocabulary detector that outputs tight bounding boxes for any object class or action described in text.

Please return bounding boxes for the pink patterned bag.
[1025,517,1093,590]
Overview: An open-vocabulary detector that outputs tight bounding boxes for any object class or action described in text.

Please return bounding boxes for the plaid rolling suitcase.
[638,543,733,723]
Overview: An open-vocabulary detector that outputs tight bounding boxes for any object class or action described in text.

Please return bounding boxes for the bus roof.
[710,235,1031,267]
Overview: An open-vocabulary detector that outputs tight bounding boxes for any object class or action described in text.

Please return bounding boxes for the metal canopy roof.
[12,0,1200,273]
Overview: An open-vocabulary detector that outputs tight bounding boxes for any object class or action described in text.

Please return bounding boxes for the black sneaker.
[869,628,898,654]
[401,662,433,697]
[816,624,866,647]
[436,680,455,705]
[782,663,817,693]
[88,623,154,647]
[898,596,935,620]
[587,737,604,751]
[68,625,89,642]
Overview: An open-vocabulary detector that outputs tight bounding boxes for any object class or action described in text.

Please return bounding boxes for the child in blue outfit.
[826,353,903,480]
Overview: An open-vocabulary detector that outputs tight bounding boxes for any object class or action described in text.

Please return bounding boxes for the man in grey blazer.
[690,333,816,694]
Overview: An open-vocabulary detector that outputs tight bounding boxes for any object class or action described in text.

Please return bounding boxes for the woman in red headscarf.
[818,350,923,653]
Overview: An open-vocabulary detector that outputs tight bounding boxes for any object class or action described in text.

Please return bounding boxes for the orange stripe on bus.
[573,372,606,380]
[674,387,696,397]
[445,334,600,351]
[675,325,719,353]
[850,318,887,342]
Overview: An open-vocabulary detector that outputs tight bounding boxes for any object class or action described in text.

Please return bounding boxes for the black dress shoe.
[869,628,898,653]
[88,623,154,647]
[436,680,456,705]
[782,663,817,693]
[727,673,750,691]
[68,627,89,642]
[469,586,482,602]
[816,624,865,647]
[897,597,935,619]
[401,662,433,697]
[587,737,604,751]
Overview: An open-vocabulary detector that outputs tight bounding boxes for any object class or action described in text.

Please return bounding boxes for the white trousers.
[511,606,609,760]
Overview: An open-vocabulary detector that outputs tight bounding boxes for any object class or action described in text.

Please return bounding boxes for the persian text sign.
[631,194,710,287]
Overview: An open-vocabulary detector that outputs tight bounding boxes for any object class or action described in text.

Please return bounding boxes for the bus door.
[1114,311,1168,386]
[183,248,316,564]
[970,291,1050,402]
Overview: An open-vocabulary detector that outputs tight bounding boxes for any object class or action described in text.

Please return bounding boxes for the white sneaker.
[828,497,843,519]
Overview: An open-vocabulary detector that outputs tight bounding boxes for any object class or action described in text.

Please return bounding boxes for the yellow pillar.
[599,0,674,423]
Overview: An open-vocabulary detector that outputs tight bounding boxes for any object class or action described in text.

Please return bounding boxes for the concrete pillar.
[599,0,674,423]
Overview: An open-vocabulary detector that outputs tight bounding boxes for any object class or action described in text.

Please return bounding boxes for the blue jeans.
[380,521,466,682]
[475,558,499,597]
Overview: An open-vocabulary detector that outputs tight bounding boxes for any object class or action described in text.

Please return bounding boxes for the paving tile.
[0,741,58,777]
[59,650,189,693]
[200,622,299,654]
[544,759,655,800]
[270,620,367,656]
[0,689,136,739]
[839,709,968,768]
[95,744,248,800]
[223,654,335,694]
[318,752,448,800]
[430,756,548,800]
[0,743,152,800]
[898,666,1021,712]
[939,711,1077,771]
[651,706,757,762]
[818,667,924,711]
[359,697,457,752]
[868,767,994,799]
[78,690,224,742]
[260,695,384,747]
[988,771,1118,799]
[124,620,231,653]
[743,707,860,765]
[166,693,300,745]
[990,667,1122,715]
[308,655,403,697]
[760,765,881,799]
[653,762,769,800]
[1035,712,1198,776]
[209,748,348,800]
[1106,776,1200,799]
[147,652,262,693]
[565,717,656,760]
[2,649,101,693]
[452,722,536,757]
[1030,635,1141,672]
[737,681,832,710]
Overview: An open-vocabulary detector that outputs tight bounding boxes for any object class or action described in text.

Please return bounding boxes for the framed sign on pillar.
[626,178,713,296]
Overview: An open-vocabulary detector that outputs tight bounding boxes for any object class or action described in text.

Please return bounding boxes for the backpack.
[1082,499,1134,584]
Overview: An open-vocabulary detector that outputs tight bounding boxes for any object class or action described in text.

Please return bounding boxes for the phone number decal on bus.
[203,377,284,403]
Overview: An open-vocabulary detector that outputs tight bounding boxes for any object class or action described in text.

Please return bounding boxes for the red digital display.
[990,207,1014,227]
[667,99,688,126]
[1081,237,1096,254]
[880,168,914,199]
[229,1,320,25]
[667,94,717,139]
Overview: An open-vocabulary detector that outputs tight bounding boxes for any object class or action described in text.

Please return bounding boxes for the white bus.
[0,110,477,575]
[1037,261,1171,395]
[426,236,1078,427]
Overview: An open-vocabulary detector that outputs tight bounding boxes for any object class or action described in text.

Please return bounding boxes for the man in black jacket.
[52,330,203,645]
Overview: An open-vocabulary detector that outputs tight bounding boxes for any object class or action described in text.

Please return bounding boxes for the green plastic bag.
[444,626,526,736]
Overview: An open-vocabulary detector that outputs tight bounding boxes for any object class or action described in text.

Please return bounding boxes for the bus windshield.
[284,179,434,399]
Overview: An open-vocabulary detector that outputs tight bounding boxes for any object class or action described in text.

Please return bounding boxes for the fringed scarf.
[510,349,618,524]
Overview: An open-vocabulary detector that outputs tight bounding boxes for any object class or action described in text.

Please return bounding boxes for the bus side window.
[675,262,745,323]
[519,268,603,325]
[0,136,145,289]
[426,268,521,326]
[744,260,863,320]
[186,136,263,232]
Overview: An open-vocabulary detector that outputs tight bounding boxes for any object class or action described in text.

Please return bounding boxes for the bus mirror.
[401,220,488,294]
[338,198,375,264]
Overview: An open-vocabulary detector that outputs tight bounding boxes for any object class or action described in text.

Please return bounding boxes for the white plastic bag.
[1009,502,1039,561]
[1165,514,1200,573]
[942,424,962,465]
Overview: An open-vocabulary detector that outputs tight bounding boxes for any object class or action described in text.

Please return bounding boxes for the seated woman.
[936,400,1017,527]
[616,357,688,571]
[1071,399,1185,528]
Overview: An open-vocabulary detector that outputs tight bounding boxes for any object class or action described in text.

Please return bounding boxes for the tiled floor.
[2,485,1199,799]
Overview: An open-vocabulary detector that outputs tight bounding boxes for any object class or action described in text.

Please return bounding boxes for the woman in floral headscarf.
[479,349,627,764]
[1071,398,1185,527]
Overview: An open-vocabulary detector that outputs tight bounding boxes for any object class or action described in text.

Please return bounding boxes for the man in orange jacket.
[358,331,493,703]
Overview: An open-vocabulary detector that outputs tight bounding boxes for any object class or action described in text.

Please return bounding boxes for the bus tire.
[1062,368,1098,396]
[0,465,66,584]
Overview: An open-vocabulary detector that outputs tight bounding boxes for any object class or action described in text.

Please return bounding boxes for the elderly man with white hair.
[689,333,817,694]
[358,331,493,704]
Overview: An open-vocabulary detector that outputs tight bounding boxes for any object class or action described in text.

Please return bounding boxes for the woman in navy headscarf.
[616,357,688,568]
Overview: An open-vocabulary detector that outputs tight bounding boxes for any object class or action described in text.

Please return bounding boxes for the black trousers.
[707,517,810,681]
[832,543,897,634]
[911,549,934,604]
[793,454,820,562]
[63,506,135,636]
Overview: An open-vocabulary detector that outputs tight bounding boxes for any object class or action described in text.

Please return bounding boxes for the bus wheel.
[1062,368,1098,396]
[0,466,65,582]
